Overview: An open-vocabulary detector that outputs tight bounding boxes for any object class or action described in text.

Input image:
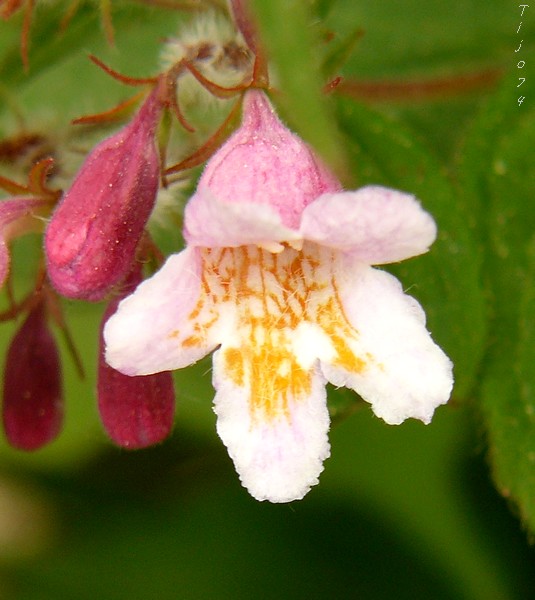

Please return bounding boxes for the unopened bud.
[2,300,63,451]
[97,263,175,449]
[45,87,163,301]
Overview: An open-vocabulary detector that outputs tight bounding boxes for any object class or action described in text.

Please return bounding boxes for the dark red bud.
[97,263,175,449]
[45,87,163,301]
[2,300,63,450]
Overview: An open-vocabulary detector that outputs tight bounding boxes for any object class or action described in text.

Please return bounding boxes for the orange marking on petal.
[223,334,312,424]
[224,347,245,386]
[331,334,367,373]
[316,296,368,374]
[182,335,203,347]
[197,243,370,424]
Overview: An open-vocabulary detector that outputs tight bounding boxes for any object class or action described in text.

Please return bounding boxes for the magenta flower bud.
[0,197,49,289]
[2,299,63,451]
[97,263,175,449]
[45,87,164,301]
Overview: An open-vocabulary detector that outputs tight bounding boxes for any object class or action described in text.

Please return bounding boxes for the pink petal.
[184,189,299,247]
[321,261,453,425]
[300,186,437,263]
[212,347,331,503]
[98,264,175,449]
[2,300,63,450]
[189,89,340,236]
[45,88,163,301]
[104,247,216,376]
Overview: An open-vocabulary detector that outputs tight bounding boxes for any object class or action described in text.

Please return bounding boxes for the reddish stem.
[165,97,242,175]
[183,59,252,98]
[72,90,146,125]
[99,0,114,46]
[44,285,85,379]
[89,54,158,86]
[336,68,504,102]
[0,158,59,199]
[0,173,28,195]
[59,0,80,33]
[0,0,24,19]
[20,0,34,71]
[165,73,196,133]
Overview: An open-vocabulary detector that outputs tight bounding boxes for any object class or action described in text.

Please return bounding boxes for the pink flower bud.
[45,88,163,301]
[97,263,175,449]
[2,299,63,450]
[0,197,49,289]
[186,90,340,239]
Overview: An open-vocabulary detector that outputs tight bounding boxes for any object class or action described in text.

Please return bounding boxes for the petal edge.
[301,186,437,264]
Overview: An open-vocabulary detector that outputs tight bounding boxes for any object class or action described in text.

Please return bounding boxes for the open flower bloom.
[104,90,453,503]
[45,86,163,301]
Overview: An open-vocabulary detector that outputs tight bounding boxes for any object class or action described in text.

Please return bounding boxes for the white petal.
[300,186,437,264]
[321,261,453,425]
[104,247,218,375]
[212,347,331,503]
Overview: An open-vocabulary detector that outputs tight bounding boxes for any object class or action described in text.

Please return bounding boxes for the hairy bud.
[45,88,163,301]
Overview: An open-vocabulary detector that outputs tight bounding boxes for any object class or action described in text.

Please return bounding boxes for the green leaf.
[459,65,535,531]
[335,97,487,400]
[322,27,364,78]
[323,0,534,79]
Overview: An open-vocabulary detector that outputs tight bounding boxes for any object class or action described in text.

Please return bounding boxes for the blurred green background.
[1,0,535,598]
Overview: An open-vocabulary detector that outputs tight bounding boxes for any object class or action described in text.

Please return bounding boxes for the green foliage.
[459,66,535,530]
[1,0,535,598]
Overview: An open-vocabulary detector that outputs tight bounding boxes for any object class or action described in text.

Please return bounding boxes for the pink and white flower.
[104,90,453,502]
